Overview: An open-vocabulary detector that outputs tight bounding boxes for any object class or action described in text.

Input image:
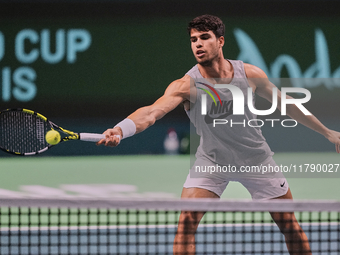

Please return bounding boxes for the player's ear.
[218,36,225,47]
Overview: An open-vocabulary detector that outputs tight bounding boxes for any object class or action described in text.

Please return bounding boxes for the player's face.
[190,29,223,66]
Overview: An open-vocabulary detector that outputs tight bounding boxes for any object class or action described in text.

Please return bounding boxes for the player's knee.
[177,211,202,234]
[277,219,303,235]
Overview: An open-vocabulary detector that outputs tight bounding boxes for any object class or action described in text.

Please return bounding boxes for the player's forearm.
[286,105,331,138]
[127,106,166,134]
[115,89,184,138]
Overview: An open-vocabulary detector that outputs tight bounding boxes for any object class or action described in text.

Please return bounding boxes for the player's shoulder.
[243,63,268,79]
[164,75,191,98]
[168,74,191,89]
[174,74,192,83]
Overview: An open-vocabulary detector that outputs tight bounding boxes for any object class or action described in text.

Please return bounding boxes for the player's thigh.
[181,187,220,199]
[272,187,293,200]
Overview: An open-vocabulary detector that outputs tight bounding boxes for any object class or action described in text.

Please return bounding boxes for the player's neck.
[198,58,233,79]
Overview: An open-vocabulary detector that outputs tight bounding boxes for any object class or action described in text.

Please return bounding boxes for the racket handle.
[79,133,106,142]
[79,133,121,143]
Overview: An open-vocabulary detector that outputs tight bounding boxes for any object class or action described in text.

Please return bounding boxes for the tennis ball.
[45,130,61,145]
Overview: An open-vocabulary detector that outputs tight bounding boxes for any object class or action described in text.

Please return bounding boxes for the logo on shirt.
[204,100,233,124]
[197,82,234,124]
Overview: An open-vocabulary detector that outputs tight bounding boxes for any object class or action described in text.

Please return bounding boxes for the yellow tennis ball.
[45,130,61,145]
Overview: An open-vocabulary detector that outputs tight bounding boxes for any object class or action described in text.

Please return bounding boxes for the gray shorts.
[183,157,289,200]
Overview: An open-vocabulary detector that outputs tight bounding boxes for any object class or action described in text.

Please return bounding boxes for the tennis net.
[0,198,339,255]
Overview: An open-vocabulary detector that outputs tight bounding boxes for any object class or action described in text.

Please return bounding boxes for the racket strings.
[0,111,50,154]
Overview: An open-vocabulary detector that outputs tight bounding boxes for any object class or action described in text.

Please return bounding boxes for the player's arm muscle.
[97,76,190,147]
[128,77,190,134]
[245,63,340,153]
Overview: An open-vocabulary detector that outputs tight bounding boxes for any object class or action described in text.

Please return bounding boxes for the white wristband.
[114,118,136,139]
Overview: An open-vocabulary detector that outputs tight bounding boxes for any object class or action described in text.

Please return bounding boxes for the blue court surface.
[1,223,339,255]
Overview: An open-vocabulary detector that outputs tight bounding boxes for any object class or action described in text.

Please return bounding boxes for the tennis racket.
[0,108,106,156]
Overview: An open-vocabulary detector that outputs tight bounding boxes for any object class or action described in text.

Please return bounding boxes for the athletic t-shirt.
[185,59,274,167]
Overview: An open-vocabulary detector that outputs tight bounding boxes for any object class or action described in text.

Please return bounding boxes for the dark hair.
[187,15,225,38]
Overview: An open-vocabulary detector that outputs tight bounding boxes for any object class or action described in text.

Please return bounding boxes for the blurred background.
[0,0,339,199]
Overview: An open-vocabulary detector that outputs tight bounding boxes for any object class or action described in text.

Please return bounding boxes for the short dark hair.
[187,15,225,38]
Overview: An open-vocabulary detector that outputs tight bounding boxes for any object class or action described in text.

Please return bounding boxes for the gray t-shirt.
[186,59,274,167]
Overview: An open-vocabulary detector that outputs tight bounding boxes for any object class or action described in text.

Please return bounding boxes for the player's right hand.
[325,129,340,154]
[96,127,122,147]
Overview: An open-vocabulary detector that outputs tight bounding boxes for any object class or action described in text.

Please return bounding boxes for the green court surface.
[0,152,339,200]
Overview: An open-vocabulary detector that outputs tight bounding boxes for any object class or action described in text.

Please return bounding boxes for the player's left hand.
[325,130,340,153]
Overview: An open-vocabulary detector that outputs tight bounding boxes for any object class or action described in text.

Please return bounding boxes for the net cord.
[0,198,339,212]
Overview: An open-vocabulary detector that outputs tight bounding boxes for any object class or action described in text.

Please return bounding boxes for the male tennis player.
[98,15,340,254]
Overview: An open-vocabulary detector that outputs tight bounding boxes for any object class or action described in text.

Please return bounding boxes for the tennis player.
[98,15,340,254]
